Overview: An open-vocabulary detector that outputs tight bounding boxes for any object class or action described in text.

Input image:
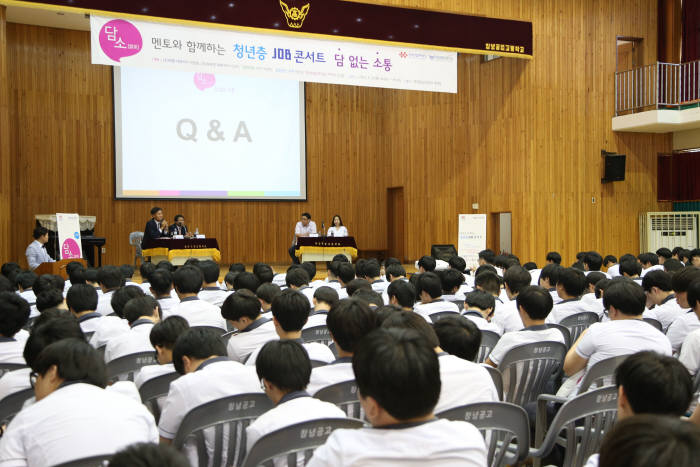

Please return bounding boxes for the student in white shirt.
[494,266,532,332]
[691,248,700,267]
[461,290,503,335]
[416,255,437,273]
[546,267,596,324]
[439,268,466,303]
[134,316,189,389]
[447,256,474,294]
[88,285,141,349]
[326,214,348,237]
[252,263,275,287]
[137,262,156,296]
[539,263,564,305]
[104,296,160,363]
[386,279,417,312]
[667,266,700,352]
[149,269,178,316]
[196,260,231,307]
[305,287,339,329]
[486,286,566,367]
[359,259,386,295]
[638,252,662,277]
[324,261,344,292]
[382,264,408,305]
[95,265,124,316]
[581,271,607,318]
[679,279,700,375]
[168,266,226,330]
[335,262,356,300]
[247,340,346,453]
[256,282,281,315]
[563,279,672,388]
[15,271,37,308]
[233,271,261,294]
[289,212,317,264]
[222,289,277,363]
[603,255,619,278]
[120,264,139,288]
[284,267,315,307]
[0,338,158,465]
[307,327,487,466]
[412,272,460,321]
[641,270,685,331]
[0,293,30,364]
[582,252,611,279]
[67,284,104,334]
[245,289,334,366]
[619,260,643,283]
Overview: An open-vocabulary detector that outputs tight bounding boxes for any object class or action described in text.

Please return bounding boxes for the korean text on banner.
[56,213,83,260]
[458,214,486,270]
[90,16,457,93]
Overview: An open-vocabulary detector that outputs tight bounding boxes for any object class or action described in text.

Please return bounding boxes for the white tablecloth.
[35,214,96,231]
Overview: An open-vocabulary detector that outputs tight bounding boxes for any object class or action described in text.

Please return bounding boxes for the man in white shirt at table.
[288,212,317,264]
[25,227,55,271]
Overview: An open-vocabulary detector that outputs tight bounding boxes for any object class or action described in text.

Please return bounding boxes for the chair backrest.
[450,299,465,311]
[138,371,180,423]
[559,312,599,343]
[0,363,27,378]
[129,231,143,247]
[106,351,157,382]
[531,386,618,467]
[0,387,34,426]
[436,401,530,467]
[173,393,273,467]
[241,418,364,467]
[429,310,460,323]
[314,380,362,418]
[53,455,112,467]
[191,325,227,334]
[221,330,236,345]
[481,364,504,401]
[310,360,328,368]
[545,323,571,349]
[643,317,663,332]
[83,331,95,342]
[301,325,333,346]
[476,330,501,363]
[499,341,567,407]
[577,355,629,394]
[328,342,339,358]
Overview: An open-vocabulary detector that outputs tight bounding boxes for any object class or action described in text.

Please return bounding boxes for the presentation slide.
[114,66,306,200]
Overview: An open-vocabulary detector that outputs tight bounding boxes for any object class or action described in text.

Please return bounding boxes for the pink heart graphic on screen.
[194,73,216,91]
[61,238,81,259]
[98,19,143,62]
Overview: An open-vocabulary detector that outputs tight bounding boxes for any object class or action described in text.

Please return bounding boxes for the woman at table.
[327,215,348,237]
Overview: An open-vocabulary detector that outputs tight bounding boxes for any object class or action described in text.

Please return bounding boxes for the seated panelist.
[327,214,348,237]
[142,207,169,248]
[168,214,193,238]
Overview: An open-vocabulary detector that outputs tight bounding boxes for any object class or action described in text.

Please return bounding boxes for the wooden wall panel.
[0,8,10,262]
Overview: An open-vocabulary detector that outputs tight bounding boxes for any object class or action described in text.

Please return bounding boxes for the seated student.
[0,293,30,364]
[386,280,416,311]
[324,261,344,292]
[67,284,104,334]
[493,266,531,332]
[417,255,437,273]
[168,266,226,330]
[87,286,140,349]
[111,442,190,467]
[246,340,346,453]
[307,299,378,395]
[83,267,101,295]
[666,267,700,353]
[149,269,178,315]
[485,286,566,367]
[461,290,503,335]
[138,262,156,297]
[642,270,685,331]
[412,272,460,321]
[196,260,230,307]
[546,267,598,324]
[336,262,356,300]
[603,255,619,277]
[233,271,261,294]
[619,259,643,284]
[104,296,161,363]
[223,271,237,291]
[679,278,700,377]
[304,286,339,329]
[691,248,700,267]
[95,266,123,316]
[14,271,37,309]
[245,289,335,366]
[563,280,672,393]
[663,258,683,273]
[134,316,189,389]
[382,312,498,413]
[346,279,371,297]
[120,265,139,288]
[256,282,281,314]
[361,259,386,294]
[539,263,563,304]
[221,289,277,363]
[253,263,274,286]
[656,247,673,265]
[308,328,487,466]
[351,289,383,310]
[158,328,261,447]
[285,267,314,306]
[638,252,664,277]
[582,252,611,279]
[0,338,157,465]
[581,271,607,318]
[433,315,482,362]
[439,268,466,303]
[35,288,67,314]
[448,255,474,292]
[382,264,408,304]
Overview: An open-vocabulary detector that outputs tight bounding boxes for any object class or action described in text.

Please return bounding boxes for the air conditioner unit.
[639,212,700,252]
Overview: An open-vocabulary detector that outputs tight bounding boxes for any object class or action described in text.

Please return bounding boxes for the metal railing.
[615,60,700,115]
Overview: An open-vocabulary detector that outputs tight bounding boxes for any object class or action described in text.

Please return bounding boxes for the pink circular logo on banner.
[61,238,81,259]
[194,73,216,91]
[99,19,143,62]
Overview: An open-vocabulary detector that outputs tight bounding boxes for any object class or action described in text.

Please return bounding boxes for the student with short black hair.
[307,328,487,466]
[66,284,102,334]
[386,280,416,310]
[247,340,346,452]
[667,267,700,352]
[461,290,502,334]
[285,267,314,306]
[95,265,123,316]
[149,269,178,315]
[416,255,436,273]
[305,286,339,328]
[35,288,66,313]
[385,263,407,283]
[110,442,190,467]
[413,272,460,321]
[325,260,344,292]
[14,271,37,308]
[580,271,607,318]
[300,261,317,284]
[433,315,482,362]
[439,268,466,302]
[89,286,143,350]
[138,262,156,297]
[495,266,531,332]
[474,270,501,296]
[641,270,685,331]
[221,289,276,363]
[619,260,643,281]
[582,251,605,274]
[253,263,274,285]
[603,255,619,276]
[197,260,230,307]
[478,249,496,266]
[169,266,226,329]
[104,296,161,363]
[546,267,598,324]
[0,338,158,465]
[656,247,672,265]
[690,248,700,267]
[0,292,30,363]
[679,279,700,378]
[336,262,356,299]
[546,251,562,265]
[233,271,261,294]
[134,315,190,390]
[346,278,371,297]
[256,282,281,314]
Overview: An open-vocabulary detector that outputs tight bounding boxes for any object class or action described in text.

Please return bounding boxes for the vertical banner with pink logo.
[458,214,487,270]
[56,213,83,260]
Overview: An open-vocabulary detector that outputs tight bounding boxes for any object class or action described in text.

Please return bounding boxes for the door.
[387,187,405,262]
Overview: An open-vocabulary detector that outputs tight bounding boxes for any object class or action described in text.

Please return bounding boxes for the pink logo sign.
[194,73,216,91]
[61,238,81,259]
[99,19,143,62]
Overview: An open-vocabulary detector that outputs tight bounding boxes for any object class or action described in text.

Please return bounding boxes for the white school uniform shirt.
[370,280,388,294]
[135,362,176,388]
[303,310,329,329]
[246,340,335,366]
[326,226,348,237]
[245,392,346,453]
[583,270,612,279]
[606,264,620,277]
[16,291,35,307]
[548,288,563,305]
[666,310,700,353]
[640,264,664,277]
[679,328,700,376]
[0,338,26,365]
[488,326,566,366]
[306,358,354,395]
[226,318,277,363]
[295,286,316,308]
[642,294,686,332]
[337,287,349,300]
[0,368,31,402]
[104,319,155,363]
[461,311,504,335]
[138,281,153,296]
[580,293,605,319]
[413,299,460,322]
[492,298,524,333]
[88,316,130,349]
[158,358,261,440]
[434,353,499,414]
[77,312,106,334]
[167,296,226,330]
[0,382,158,467]
[442,293,466,303]
[307,418,487,467]
[272,273,287,287]
[545,297,598,324]
[95,290,116,316]
[156,296,179,316]
[198,287,231,308]
[530,269,542,286]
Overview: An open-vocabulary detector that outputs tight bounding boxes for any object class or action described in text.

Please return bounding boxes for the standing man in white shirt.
[0,293,30,364]
[222,289,277,363]
[168,266,226,330]
[288,212,317,264]
[307,328,487,466]
[25,227,55,271]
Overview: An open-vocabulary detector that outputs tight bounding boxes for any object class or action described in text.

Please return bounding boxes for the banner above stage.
[90,15,457,93]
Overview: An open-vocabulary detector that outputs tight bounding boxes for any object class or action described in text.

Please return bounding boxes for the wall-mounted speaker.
[601,150,626,183]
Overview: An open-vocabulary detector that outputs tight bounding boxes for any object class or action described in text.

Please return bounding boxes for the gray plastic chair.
[241,418,364,467]
[0,363,26,378]
[138,371,180,423]
[477,330,501,363]
[481,364,504,401]
[643,317,663,332]
[0,387,34,426]
[173,393,273,467]
[437,401,530,467]
[106,351,157,382]
[560,312,600,343]
[531,386,619,467]
[577,355,629,394]
[129,231,144,267]
[545,323,572,349]
[82,332,95,342]
[314,380,362,418]
[301,325,333,346]
[53,455,112,467]
[450,299,465,311]
[429,310,460,323]
[499,341,567,407]
[190,325,228,334]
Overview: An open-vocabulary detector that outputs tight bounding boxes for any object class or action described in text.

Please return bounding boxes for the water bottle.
[195,227,199,236]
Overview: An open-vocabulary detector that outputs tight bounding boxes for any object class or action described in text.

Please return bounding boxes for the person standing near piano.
[142,207,170,249]
[168,214,193,238]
